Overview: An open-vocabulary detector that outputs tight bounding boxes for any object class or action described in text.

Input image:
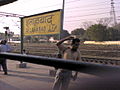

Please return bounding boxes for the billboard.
[21,9,62,36]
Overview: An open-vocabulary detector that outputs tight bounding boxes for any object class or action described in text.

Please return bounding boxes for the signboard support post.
[60,0,65,40]
[18,19,27,68]
[21,19,23,55]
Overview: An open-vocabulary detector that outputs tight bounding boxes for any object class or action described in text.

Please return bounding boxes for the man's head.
[71,38,80,51]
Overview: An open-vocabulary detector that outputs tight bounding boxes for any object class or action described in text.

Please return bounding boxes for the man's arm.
[56,36,74,46]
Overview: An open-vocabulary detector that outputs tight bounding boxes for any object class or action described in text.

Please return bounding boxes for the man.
[0,40,11,75]
[0,41,1,71]
[53,36,81,90]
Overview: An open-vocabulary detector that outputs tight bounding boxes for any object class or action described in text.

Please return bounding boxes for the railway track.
[10,43,120,66]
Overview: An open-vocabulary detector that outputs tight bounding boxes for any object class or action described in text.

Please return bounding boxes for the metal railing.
[0,52,120,77]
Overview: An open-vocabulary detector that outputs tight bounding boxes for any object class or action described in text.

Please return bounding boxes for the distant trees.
[71,23,120,41]
[113,23,120,30]
[96,17,112,27]
[107,27,119,41]
[85,24,107,41]
[46,29,70,40]
[71,28,85,39]
[61,30,70,39]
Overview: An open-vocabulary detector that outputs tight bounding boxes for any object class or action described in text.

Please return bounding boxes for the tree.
[71,28,85,38]
[97,17,112,26]
[61,30,70,39]
[85,24,107,41]
[42,30,70,40]
[81,21,94,30]
[107,27,120,41]
[113,23,120,30]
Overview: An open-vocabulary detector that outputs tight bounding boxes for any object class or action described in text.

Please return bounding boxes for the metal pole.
[21,18,23,63]
[62,0,65,25]
[58,0,65,56]
[21,18,23,54]
[60,0,65,40]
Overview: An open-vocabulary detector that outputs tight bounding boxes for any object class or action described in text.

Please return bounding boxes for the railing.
[22,53,120,66]
[0,52,120,77]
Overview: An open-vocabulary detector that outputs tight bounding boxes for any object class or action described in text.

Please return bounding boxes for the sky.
[0,0,120,34]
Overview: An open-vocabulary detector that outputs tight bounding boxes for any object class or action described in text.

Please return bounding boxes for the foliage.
[61,30,70,39]
[71,28,85,39]
[113,23,120,30]
[96,17,112,26]
[106,27,119,41]
[85,24,108,41]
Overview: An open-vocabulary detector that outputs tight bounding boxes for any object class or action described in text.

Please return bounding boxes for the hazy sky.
[0,0,119,34]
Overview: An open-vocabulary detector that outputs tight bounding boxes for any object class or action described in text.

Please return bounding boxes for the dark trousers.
[0,58,7,74]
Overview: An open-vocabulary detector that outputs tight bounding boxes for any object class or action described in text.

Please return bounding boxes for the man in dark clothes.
[0,40,11,75]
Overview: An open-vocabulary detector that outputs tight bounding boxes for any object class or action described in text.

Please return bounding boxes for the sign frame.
[21,9,62,36]
[20,9,63,54]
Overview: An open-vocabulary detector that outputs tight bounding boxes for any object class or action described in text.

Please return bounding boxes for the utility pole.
[110,0,117,26]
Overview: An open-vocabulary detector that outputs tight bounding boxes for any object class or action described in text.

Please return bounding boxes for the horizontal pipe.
[0,52,120,76]
[0,0,17,6]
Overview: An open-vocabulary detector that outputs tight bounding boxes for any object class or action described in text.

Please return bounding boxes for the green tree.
[85,24,107,41]
[61,30,70,39]
[113,23,120,30]
[107,27,119,41]
[71,28,85,38]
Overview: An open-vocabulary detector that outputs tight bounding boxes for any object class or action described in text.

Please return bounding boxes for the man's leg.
[61,72,72,90]
[0,64,1,71]
[1,59,8,75]
[61,76,71,90]
[53,75,62,90]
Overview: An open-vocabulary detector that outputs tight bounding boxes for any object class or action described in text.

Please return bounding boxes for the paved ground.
[0,60,96,90]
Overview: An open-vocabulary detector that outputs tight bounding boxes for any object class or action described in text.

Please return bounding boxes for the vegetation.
[85,24,107,41]
[71,28,85,39]
[71,23,120,41]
